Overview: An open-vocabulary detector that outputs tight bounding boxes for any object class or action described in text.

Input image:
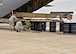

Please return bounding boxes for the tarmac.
[0,23,76,54]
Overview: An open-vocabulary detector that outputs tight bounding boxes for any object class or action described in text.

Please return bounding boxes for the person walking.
[9,11,17,31]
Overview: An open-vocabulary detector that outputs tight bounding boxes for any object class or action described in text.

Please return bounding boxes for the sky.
[33,0,76,14]
[33,0,76,22]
